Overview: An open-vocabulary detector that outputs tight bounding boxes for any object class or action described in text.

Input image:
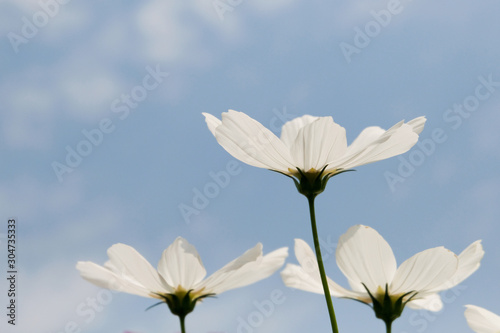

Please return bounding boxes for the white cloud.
[0,176,81,221]
[90,17,137,61]
[3,0,41,12]
[248,0,299,14]
[329,0,397,29]
[136,0,244,67]
[0,3,20,36]
[1,82,55,150]
[59,69,122,122]
[136,0,210,66]
[1,60,122,150]
[0,176,123,242]
[39,2,92,45]
[10,261,115,333]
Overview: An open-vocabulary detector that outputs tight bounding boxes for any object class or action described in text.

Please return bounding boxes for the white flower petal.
[465,305,500,333]
[407,293,443,312]
[202,112,221,136]
[106,243,171,293]
[336,117,426,169]
[280,115,320,148]
[281,263,324,294]
[76,261,154,298]
[327,277,370,301]
[206,110,295,173]
[287,239,367,300]
[438,240,484,290]
[290,117,347,172]
[294,238,320,275]
[343,126,387,156]
[199,243,261,292]
[391,247,457,295]
[288,239,324,291]
[205,111,426,178]
[157,237,207,290]
[200,244,288,295]
[407,116,427,135]
[336,225,397,293]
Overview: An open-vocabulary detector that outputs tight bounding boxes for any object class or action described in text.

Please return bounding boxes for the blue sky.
[1,0,500,332]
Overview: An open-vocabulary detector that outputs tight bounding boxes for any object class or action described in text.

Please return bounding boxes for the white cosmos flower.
[465,305,500,333]
[203,110,425,195]
[281,225,483,316]
[76,237,288,317]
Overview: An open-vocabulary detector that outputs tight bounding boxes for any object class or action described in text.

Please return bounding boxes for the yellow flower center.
[372,285,409,304]
[153,286,209,302]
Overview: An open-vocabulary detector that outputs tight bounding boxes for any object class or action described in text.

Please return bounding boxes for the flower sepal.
[290,167,353,198]
[156,289,215,318]
[363,284,416,325]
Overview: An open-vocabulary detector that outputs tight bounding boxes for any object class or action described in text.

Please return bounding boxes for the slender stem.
[307,195,339,333]
[179,315,186,333]
[385,319,392,333]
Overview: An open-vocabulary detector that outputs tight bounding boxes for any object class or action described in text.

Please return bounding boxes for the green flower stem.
[307,195,339,333]
[179,315,186,333]
[385,319,392,333]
